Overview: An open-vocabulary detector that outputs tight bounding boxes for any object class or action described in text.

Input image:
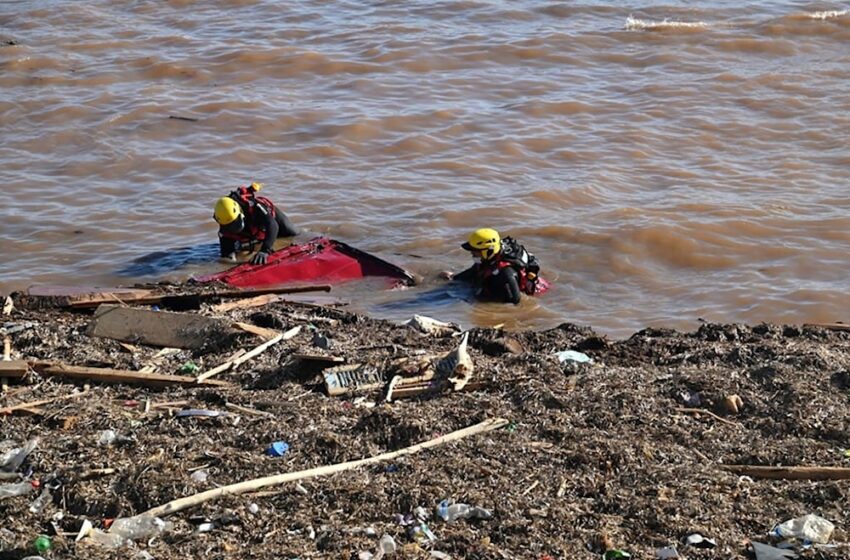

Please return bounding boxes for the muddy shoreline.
[1,287,849,559]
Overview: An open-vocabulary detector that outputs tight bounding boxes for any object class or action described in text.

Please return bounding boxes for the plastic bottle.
[437,500,492,522]
[29,488,52,513]
[372,534,396,559]
[110,514,172,541]
[0,480,36,500]
[0,437,39,472]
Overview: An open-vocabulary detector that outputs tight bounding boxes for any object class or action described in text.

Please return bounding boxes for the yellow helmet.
[462,228,501,260]
[213,197,243,226]
[249,182,263,192]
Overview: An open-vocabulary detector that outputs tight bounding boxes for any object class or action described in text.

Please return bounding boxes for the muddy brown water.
[1,2,848,338]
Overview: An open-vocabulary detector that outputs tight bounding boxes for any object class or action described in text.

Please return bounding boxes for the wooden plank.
[232,322,280,340]
[720,464,850,481]
[26,285,154,298]
[87,304,229,349]
[292,353,345,364]
[62,289,157,307]
[195,326,297,383]
[0,360,28,379]
[67,284,333,310]
[213,294,282,313]
[33,363,230,388]
[212,293,347,313]
[391,379,487,400]
[804,322,850,332]
[231,333,284,367]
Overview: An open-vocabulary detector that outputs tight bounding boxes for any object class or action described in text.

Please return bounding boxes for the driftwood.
[32,362,230,388]
[225,402,274,417]
[0,390,88,416]
[720,464,850,481]
[142,417,509,518]
[674,407,740,427]
[195,326,299,383]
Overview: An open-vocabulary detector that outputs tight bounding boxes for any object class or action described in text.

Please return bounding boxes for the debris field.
[1,285,849,560]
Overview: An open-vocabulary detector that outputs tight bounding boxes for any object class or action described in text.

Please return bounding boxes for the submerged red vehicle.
[195,237,417,289]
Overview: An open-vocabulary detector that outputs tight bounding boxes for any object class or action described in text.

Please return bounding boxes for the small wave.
[625,16,710,31]
[807,9,848,20]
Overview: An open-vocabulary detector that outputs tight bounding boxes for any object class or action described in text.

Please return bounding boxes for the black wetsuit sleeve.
[275,211,300,237]
[219,234,237,258]
[452,266,476,282]
[260,210,278,254]
[498,267,522,304]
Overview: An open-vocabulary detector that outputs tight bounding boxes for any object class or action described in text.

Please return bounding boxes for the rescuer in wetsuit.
[213,182,299,265]
[443,228,541,304]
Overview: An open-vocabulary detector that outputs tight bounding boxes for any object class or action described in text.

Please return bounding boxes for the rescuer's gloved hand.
[251,251,269,265]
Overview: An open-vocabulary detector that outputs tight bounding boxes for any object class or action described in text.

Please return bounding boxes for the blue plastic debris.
[265,442,290,457]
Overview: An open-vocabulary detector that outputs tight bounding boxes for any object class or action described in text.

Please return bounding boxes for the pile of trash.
[1,286,849,559]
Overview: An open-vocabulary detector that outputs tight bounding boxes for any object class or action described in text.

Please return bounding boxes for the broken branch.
[0,390,88,416]
[142,417,509,518]
[674,407,740,427]
[196,327,298,383]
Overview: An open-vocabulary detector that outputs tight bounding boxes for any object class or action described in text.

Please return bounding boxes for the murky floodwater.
[1,1,848,338]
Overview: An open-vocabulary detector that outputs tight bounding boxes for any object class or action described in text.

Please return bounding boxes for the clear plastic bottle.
[0,480,35,500]
[437,500,492,522]
[110,514,172,541]
[29,488,52,513]
[378,534,396,554]
[372,534,396,559]
[0,438,39,472]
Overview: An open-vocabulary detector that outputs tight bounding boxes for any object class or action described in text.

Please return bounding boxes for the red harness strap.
[219,186,278,243]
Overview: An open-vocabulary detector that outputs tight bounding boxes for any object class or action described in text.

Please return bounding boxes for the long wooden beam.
[804,322,850,332]
[32,363,231,388]
[66,285,332,309]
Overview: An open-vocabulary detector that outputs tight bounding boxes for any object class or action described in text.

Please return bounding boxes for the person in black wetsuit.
[212,182,299,265]
[443,228,541,304]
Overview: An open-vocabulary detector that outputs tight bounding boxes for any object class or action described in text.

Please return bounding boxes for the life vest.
[475,237,541,296]
[219,186,278,243]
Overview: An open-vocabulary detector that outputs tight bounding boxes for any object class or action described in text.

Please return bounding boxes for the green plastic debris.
[505,421,518,433]
[602,550,631,560]
[178,361,199,374]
